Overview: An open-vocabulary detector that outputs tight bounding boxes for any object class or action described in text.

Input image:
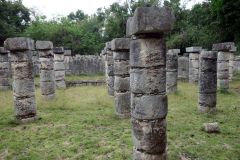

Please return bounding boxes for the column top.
[64,50,71,56]
[106,41,112,50]
[4,37,35,51]
[200,51,217,59]
[126,7,175,37]
[53,47,64,54]
[111,38,130,51]
[186,47,202,53]
[212,42,236,52]
[36,41,53,50]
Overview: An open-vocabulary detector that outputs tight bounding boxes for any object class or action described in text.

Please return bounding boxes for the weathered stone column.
[127,7,175,159]
[106,42,114,97]
[4,37,37,124]
[229,52,234,82]
[213,42,236,91]
[36,41,56,100]
[198,51,217,113]
[186,47,202,84]
[53,47,66,89]
[64,50,71,76]
[234,56,240,73]
[178,55,189,80]
[32,51,40,76]
[0,47,10,90]
[166,49,180,93]
[112,38,131,119]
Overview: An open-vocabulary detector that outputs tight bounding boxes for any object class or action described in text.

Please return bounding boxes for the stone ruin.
[112,38,131,119]
[178,54,189,80]
[4,37,37,124]
[106,42,114,97]
[64,50,71,76]
[212,42,236,91]
[0,47,10,90]
[36,41,56,100]
[186,47,202,84]
[166,49,180,93]
[53,47,66,89]
[198,51,217,113]
[127,6,175,159]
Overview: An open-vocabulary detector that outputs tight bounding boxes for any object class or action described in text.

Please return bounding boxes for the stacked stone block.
[186,47,202,84]
[4,37,37,124]
[198,51,217,113]
[178,56,189,80]
[36,41,56,100]
[213,42,236,90]
[32,51,40,76]
[127,7,175,159]
[0,47,10,90]
[229,52,234,81]
[166,49,180,93]
[233,56,240,73]
[106,42,114,97]
[64,50,71,76]
[53,47,66,89]
[112,38,131,119]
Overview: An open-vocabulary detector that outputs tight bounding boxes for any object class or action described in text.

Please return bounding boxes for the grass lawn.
[0,76,240,159]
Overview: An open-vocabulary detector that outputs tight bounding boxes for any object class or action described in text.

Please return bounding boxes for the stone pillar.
[178,56,189,80]
[64,50,71,76]
[53,47,66,89]
[212,42,236,91]
[127,7,175,159]
[0,47,10,90]
[186,47,202,84]
[233,56,240,73]
[36,41,56,100]
[32,51,40,76]
[229,52,234,82]
[4,37,37,124]
[106,42,114,97]
[166,49,180,93]
[198,51,217,113]
[112,38,131,119]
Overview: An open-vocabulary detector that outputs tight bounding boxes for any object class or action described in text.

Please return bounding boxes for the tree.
[0,0,30,45]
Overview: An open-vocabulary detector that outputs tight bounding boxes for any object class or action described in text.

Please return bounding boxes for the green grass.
[0,79,240,159]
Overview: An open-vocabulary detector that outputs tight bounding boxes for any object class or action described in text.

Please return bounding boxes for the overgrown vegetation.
[0,79,239,159]
[1,0,239,55]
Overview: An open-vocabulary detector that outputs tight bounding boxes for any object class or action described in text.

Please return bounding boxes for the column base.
[133,147,167,160]
[198,105,216,113]
[17,116,38,125]
[115,112,131,119]
[41,93,56,101]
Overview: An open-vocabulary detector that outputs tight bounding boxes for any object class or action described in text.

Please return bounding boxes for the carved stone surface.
[0,47,10,90]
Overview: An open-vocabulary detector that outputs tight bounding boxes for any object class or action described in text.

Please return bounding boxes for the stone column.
[127,7,175,159]
[53,47,66,89]
[0,47,10,90]
[36,41,56,100]
[229,52,234,82]
[106,42,114,97]
[112,38,131,119]
[4,37,37,124]
[64,50,71,76]
[198,51,217,113]
[166,49,180,93]
[186,47,202,84]
[32,51,40,76]
[212,42,236,91]
[234,56,240,73]
[178,56,189,80]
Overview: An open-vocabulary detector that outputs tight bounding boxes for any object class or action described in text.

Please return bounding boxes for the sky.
[22,0,204,20]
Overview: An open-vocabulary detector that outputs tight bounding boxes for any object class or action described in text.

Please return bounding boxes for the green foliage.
[0,0,30,45]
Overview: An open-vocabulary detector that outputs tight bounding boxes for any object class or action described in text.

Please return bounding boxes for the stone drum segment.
[166,49,180,93]
[112,38,131,119]
[198,51,217,113]
[64,50,71,76]
[212,42,236,91]
[0,47,10,90]
[178,56,189,80]
[53,47,66,89]
[127,6,175,159]
[186,47,202,84]
[4,37,37,124]
[106,41,114,97]
[36,41,56,100]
